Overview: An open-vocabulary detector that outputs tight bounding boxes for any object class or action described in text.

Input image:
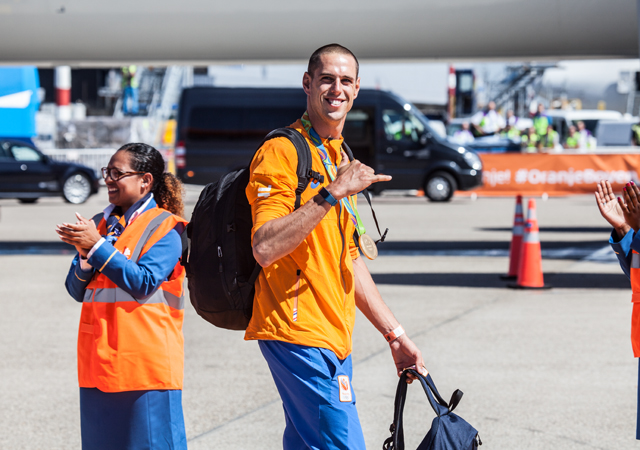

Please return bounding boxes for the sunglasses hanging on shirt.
[355,187,388,260]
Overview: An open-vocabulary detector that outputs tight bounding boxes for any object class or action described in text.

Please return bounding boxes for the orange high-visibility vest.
[632,250,640,357]
[77,208,188,392]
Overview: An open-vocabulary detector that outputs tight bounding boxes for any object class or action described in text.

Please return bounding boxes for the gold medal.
[359,234,378,260]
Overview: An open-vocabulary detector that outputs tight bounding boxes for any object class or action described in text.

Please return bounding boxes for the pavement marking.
[354,297,500,366]
[187,398,280,443]
[378,245,618,262]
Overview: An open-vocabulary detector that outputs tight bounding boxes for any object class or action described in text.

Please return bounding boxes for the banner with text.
[474,153,640,196]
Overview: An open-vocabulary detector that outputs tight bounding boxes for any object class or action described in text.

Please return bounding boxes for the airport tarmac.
[0,188,634,449]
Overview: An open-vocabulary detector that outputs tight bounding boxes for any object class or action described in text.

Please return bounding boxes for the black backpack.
[183,128,329,330]
[383,369,481,450]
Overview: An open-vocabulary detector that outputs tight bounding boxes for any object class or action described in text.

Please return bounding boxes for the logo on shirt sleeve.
[338,375,352,402]
[257,185,272,198]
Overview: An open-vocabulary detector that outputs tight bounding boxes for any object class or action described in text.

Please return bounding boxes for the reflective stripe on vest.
[84,286,184,310]
[131,211,171,261]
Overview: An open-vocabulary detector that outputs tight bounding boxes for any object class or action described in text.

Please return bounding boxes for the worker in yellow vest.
[122,65,139,115]
[521,127,540,153]
[532,103,550,140]
[564,125,580,150]
[543,124,559,150]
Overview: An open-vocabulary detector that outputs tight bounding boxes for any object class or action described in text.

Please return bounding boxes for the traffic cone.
[500,195,524,280]
[508,199,551,289]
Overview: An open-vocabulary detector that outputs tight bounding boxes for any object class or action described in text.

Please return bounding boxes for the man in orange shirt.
[245,44,427,449]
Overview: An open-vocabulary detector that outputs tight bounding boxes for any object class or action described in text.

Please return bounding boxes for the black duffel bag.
[383,369,481,450]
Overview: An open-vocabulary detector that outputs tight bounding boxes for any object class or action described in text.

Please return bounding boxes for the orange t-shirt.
[244,120,360,359]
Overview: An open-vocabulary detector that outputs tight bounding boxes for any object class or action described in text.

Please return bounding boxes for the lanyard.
[300,112,366,236]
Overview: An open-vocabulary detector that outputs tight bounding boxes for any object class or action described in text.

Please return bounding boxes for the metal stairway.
[491,63,555,115]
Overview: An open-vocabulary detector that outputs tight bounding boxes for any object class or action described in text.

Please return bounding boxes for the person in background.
[57,143,188,450]
[532,103,550,141]
[471,101,505,136]
[121,65,139,115]
[632,122,640,146]
[577,120,596,150]
[506,109,519,128]
[521,126,539,152]
[564,125,580,149]
[500,123,521,140]
[543,124,560,150]
[452,121,475,144]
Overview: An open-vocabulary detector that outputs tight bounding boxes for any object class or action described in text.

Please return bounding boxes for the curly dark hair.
[117,143,185,217]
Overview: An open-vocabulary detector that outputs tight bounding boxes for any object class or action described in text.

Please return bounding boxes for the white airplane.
[0,0,636,64]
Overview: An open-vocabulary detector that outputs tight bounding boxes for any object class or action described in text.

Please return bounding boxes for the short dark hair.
[307,43,359,78]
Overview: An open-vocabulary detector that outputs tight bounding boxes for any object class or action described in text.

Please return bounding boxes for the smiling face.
[302,52,360,139]
[105,150,153,213]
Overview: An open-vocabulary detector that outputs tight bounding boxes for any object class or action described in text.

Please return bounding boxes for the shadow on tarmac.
[0,241,75,255]
[372,272,629,289]
[378,240,607,260]
[0,239,607,258]
[480,226,611,233]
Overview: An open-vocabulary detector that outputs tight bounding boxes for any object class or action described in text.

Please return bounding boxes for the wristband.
[384,325,405,343]
[319,187,338,207]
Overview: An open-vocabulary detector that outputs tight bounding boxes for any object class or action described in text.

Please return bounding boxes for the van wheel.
[424,171,457,202]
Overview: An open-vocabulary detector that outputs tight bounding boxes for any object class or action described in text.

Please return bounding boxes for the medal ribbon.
[301,112,366,235]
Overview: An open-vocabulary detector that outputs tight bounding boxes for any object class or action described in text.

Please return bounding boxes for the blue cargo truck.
[0,66,40,142]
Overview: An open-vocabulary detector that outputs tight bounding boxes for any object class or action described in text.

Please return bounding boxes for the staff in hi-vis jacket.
[57,143,188,450]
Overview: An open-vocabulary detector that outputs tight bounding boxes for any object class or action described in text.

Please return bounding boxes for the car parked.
[0,139,100,204]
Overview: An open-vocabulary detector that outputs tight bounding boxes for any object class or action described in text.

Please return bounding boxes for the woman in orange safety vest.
[57,143,188,449]
[597,179,640,441]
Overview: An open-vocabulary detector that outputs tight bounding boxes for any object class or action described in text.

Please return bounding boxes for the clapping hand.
[595,180,631,238]
[56,212,101,258]
[621,182,640,233]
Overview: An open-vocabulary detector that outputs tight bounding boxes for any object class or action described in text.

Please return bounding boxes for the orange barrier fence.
[470,153,640,196]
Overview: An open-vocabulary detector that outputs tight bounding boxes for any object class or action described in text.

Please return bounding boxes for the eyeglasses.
[101,167,146,181]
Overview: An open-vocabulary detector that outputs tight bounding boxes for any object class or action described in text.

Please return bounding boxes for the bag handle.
[383,369,464,450]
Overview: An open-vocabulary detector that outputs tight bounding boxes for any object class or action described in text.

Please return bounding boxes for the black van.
[176,87,482,201]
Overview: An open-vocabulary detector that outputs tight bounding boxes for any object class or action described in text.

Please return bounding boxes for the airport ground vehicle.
[0,139,100,204]
[546,109,624,144]
[175,87,483,201]
[446,117,527,153]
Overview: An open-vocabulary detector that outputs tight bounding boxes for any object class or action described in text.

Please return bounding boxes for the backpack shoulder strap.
[261,127,324,210]
[341,140,355,162]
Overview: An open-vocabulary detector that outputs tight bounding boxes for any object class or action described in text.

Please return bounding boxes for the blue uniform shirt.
[609,228,640,280]
[65,195,184,302]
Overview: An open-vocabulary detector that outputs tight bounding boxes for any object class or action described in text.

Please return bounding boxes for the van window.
[382,109,425,143]
[186,107,303,140]
[343,109,372,145]
[343,108,374,166]
[569,119,599,137]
